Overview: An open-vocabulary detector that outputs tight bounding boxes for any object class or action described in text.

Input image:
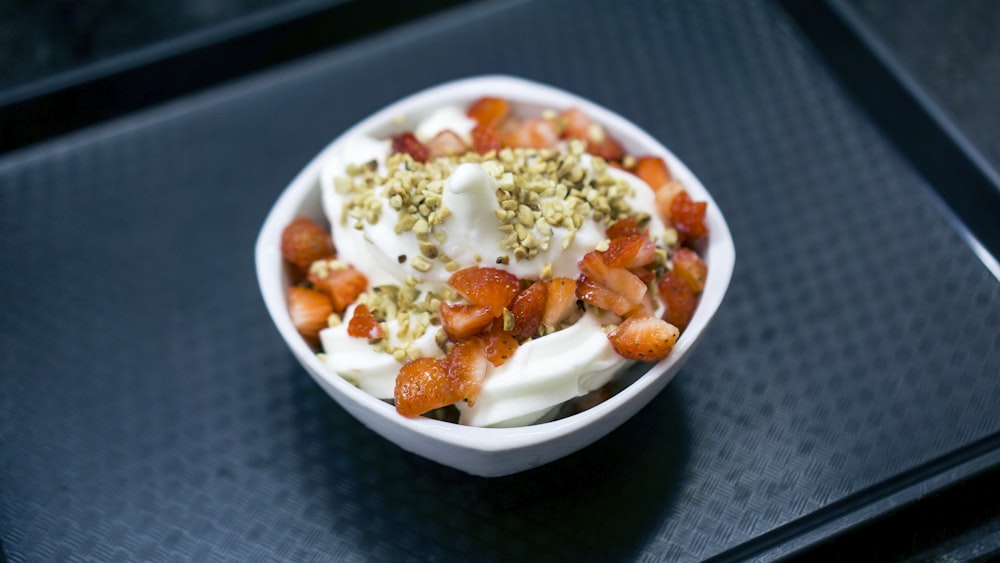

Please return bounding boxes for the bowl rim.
[255,74,735,454]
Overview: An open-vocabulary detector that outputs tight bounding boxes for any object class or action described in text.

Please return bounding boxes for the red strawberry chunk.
[394,357,462,417]
[509,281,548,339]
[439,303,494,341]
[281,216,335,273]
[657,271,698,331]
[483,322,519,367]
[601,234,657,269]
[633,156,672,191]
[501,118,559,150]
[467,97,510,128]
[608,316,680,362]
[606,217,643,239]
[287,286,334,345]
[391,132,429,163]
[426,129,469,159]
[446,337,490,406]
[471,124,502,154]
[672,247,708,293]
[542,277,579,328]
[560,108,624,161]
[347,304,385,340]
[447,267,520,317]
[670,191,709,242]
[308,262,368,313]
[578,252,647,307]
[576,275,634,317]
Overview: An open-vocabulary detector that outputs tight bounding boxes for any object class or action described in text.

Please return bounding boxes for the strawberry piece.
[482,322,519,367]
[391,131,429,163]
[466,97,510,128]
[542,277,579,328]
[426,129,468,159]
[439,303,494,341]
[509,281,548,339]
[672,247,708,293]
[625,290,657,319]
[608,316,679,362]
[501,118,559,149]
[281,216,335,273]
[670,191,709,242]
[578,252,647,307]
[654,180,684,223]
[633,156,672,191]
[308,262,368,313]
[559,108,624,161]
[629,266,656,285]
[471,124,502,154]
[447,267,520,317]
[657,271,698,331]
[576,275,634,317]
[287,286,333,345]
[347,304,384,340]
[394,357,462,417]
[606,217,643,239]
[445,336,491,406]
[601,234,656,269]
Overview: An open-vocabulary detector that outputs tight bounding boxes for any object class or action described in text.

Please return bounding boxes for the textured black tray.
[2,0,998,561]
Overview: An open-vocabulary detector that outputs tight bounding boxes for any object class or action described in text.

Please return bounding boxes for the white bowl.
[255,75,734,477]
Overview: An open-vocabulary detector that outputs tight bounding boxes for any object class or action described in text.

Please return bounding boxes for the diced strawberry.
[501,118,559,150]
[308,262,368,313]
[347,304,384,340]
[439,303,494,341]
[657,271,698,331]
[559,108,624,161]
[447,267,520,317]
[629,266,656,285]
[633,156,672,191]
[654,180,684,223]
[670,191,709,242]
[509,281,548,339]
[471,124,502,154]
[482,322,519,367]
[542,277,579,328]
[624,290,657,319]
[578,252,647,306]
[606,217,643,239]
[281,216,335,273]
[608,316,680,362]
[287,286,333,345]
[426,129,468,159]
[391,131,429,163]
[466,97,510,128]
[601,234,656,269]
[394,357,462,417]
[672,247,708,293]
[445,337,490,406]
[576,275,634,317]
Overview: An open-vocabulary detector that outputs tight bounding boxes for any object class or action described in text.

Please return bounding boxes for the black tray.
[2,0,998,560]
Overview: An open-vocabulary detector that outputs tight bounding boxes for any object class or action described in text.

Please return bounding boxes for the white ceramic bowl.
[255,75,734,477]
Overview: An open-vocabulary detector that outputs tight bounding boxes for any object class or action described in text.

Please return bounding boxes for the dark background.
[2,0,999,561]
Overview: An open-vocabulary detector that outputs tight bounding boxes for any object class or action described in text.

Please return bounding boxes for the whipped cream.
[316,106,668,427]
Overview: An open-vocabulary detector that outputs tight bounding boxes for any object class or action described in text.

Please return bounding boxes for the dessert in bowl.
[255,75,734,476]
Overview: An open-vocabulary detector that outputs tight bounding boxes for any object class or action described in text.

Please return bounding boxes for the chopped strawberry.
[394,357,462,417]
[576,275,634,317]
[654,180,684,223]
[559,108,624,161]
[281,216,335,273]
[608,316,679,362]
[466,97,510,128]
[670,191,709,242]
[606,217,643,239]
[439,303,494,341]
[542,277,579,328]
[629,266,656,285]
[445,337,490,406]
[308,261,368,313]
[633,156,672,191]
[501,118,559,150]
[601,234,656,269]
[672,247,708,293]
[471,124,502,154]
[347,304,384,340]
[509,281,548,339]
[287,286,333,345]
[624,290,657,319]
[447,267,520,317]
[578,252,647,307]
[426,129,468,159]
[482,322,519,366]
[391,131,429,163]
[657,271,698,331]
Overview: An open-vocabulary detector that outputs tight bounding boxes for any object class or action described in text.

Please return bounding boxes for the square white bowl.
[255,75,734,477]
